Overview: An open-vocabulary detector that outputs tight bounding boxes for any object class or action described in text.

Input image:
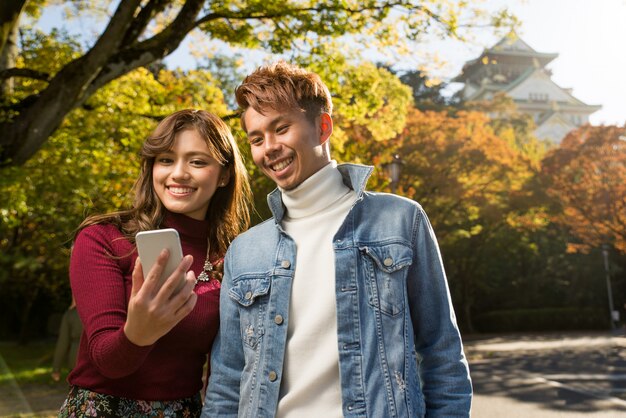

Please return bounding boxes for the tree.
[397,69,451,111]
[345,108,540,331]
[0,0,514,165]
[541,125,626,253]
[463,92,546,163]
[0,61,229,341]
[0,32,413,338]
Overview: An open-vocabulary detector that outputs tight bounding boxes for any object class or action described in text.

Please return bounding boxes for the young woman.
[59,109,252,417]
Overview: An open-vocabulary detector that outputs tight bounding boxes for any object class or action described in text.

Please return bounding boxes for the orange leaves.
[393,109,536,244]
[541,125,626,253]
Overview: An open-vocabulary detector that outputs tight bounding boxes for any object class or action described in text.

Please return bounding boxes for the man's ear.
[319,113,333,144]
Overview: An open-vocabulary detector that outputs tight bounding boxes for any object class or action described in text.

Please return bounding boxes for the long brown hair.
[78,109,253,255]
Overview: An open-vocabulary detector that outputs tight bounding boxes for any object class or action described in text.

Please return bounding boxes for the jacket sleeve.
[407,206,472,417]
[70,225,153,379]
[202,250,242,417]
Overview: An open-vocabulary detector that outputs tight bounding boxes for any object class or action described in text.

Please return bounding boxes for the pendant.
[196,258,213,283]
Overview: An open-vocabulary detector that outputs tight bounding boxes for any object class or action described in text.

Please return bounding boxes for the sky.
[37,0,626,126]
[445,0,626,126]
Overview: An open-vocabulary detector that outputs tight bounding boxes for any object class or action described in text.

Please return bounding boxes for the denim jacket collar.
[267,163,374,224]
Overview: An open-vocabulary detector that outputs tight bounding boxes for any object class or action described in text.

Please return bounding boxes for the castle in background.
[454,31,601,144]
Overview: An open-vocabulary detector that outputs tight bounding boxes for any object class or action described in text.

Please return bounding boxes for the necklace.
[196,257,214,283]
[195,240,224,284]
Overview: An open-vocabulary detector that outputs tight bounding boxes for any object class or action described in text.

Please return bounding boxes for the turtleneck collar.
[280,161,351,220]
[163,210,210,241]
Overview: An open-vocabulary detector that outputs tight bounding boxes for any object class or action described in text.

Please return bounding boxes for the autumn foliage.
[541,125,626,253]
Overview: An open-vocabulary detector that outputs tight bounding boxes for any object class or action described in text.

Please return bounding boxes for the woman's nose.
[171,161,190,180]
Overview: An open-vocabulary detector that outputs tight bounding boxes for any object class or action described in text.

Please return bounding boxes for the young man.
[203,61,472,417]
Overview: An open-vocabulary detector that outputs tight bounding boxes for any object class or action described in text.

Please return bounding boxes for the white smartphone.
[135,228,186,293]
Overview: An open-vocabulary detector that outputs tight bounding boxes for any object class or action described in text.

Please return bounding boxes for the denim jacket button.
[274,314,284,325]
[244,291,253,300]
[281,260,291,269]
[383,257,393,266]
[268,371,278,381]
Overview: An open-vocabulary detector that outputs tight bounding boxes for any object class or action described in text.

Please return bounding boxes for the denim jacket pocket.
[361,243,413,317]
[229,276,270,348]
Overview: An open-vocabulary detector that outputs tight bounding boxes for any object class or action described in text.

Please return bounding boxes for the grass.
[0,340,68,418]
[0,340,58,384]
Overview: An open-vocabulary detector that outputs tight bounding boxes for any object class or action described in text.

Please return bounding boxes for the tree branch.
[121,0,170,46]
[0,67,50,82]
[82,0,205,99]
[194,1,423,27]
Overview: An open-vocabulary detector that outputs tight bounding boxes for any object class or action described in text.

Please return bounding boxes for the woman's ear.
[219,168,231,187]
[319,113,333,144]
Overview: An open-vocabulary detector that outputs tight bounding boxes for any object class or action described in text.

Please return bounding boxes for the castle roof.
[454,31,558,83]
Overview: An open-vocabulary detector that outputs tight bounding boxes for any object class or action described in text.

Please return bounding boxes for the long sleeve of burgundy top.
[68,212,220,401]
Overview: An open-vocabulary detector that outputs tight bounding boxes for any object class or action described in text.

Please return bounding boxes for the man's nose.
[264,136,281,154]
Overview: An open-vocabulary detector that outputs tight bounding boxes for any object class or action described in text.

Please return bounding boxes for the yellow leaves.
[316,61,411,148]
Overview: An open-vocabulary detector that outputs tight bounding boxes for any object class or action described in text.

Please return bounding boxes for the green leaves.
[0,62,232,339]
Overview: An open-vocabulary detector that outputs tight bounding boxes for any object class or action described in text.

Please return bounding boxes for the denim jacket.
[203,164,472,417]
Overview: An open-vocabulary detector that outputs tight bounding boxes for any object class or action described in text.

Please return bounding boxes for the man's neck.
[280,161,350,220]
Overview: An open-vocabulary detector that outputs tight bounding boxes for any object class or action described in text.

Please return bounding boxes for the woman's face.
[152,129,229,220]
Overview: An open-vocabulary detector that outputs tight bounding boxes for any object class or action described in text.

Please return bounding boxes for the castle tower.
[454,31,601,143]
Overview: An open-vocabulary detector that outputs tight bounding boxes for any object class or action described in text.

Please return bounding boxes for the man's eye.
[276,125,289,134]
[249,137,263,145]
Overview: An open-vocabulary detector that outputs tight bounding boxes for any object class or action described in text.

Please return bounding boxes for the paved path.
[3,332,626,417]
[465,332,626,417]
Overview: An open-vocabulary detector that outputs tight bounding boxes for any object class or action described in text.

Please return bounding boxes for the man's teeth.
[271,158,292,171]
[169,187,195,194]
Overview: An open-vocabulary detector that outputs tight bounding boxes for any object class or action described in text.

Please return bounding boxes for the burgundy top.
[68,212,220,401]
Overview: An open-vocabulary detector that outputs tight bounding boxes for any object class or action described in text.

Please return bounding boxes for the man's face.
[243,106,331,190]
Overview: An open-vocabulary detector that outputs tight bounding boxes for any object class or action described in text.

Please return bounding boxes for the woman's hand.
[123,250,198,346]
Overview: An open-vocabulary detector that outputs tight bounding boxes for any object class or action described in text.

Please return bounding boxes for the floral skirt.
[58,385,202,417]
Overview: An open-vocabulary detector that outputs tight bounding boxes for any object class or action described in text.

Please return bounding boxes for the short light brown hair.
[235,61,333,130]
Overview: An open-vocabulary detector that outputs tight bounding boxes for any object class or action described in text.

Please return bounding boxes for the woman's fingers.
[157,255,193,300]
[130,258,145,298]
[140,249,170,295]
[176,289,198,319]
[173,271,198,318]
[124,253,196,346]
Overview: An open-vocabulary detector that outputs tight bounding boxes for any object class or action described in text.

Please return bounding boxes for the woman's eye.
[156,157,173,164]
[190,160,208,167]
[276,125,289,134]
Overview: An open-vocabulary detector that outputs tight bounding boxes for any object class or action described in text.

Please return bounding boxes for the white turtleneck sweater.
[275,161,357,418]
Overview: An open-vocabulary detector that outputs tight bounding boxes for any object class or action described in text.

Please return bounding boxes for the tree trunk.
[18,285,38,345]
[0,0,206,165]
[0,0,26,57]
[463,298,475,334]
[0,20,17,97]
[0,0,26,98]
[459,270,476,334]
